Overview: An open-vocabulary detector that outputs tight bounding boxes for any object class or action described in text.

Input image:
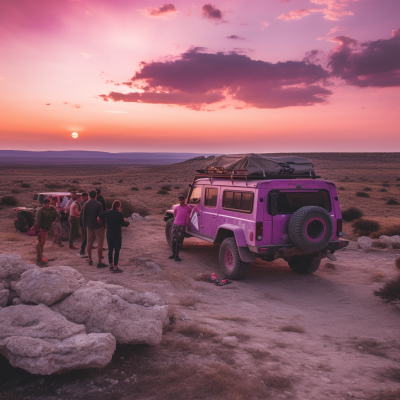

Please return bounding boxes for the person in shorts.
[35,198,58,262]
[68,193,82,249]
[82,190,107,268]
[169,194,191,261]
[78,192,89,257]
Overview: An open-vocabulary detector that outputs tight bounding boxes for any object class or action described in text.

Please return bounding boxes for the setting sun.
[71,132,78,139]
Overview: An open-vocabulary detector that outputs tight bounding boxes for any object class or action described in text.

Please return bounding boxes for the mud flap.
[238,247,256,263]
[324,250,337,261]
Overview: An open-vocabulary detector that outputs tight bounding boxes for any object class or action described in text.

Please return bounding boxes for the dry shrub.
[356,191,370,198]
[356,339,387,357]
[393,243,400,250]
[104,198,149,217]
[118,179,123,183]
[213,316,249,323]
[177,324,218,339]
[131,187,139,191]
[338,187,345,190]
[11,189,20,194]
[380,368,400,383]
[352,218,380,235]
[397,178,400,181]
[1,195,17,206]
[21,183,30,188]
[370,272,386,282]
[363,187,372,191]
[367,389,400,400]
[157,190,169,195]
[179,295,200,307]
[372,241,388,249]
[144,186,152,190]
[374,276,400,302]
[245,348,271,360]
[325,262,336,269]
[227,331,251,341]
[395,257,400,270]
[161,185,171,191]
[44,183,67,189]
[71,179,79,183]
[281,325,305,333]
[382,183,391,187]
[262,372,292,390]
[92,181,101,185]
[379,188,388,192]
[386,199,399,205]
[342,206,364,221]
[4,235,21,242]
[380,225,400,236]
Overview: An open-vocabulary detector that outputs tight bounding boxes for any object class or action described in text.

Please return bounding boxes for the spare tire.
[288,206,333,252]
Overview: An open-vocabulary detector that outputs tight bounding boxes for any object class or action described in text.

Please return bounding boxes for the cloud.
[328,31,400,87]
[277,0,356,21]
[81,51,91,58]
[280,0,291,2]
[261,21,270,30]
[317,26,344,40]
[141,3,177,18]
[226,35,244,40]
[201,4,223,20]
[99,48,331,110]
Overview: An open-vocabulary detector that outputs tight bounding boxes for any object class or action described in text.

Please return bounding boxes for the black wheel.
[288,206,333,252]
[288,257,320,274]
[14,214,30,232]
[165,218,173,248]
[219,237,250,280]
[61,221,70,241]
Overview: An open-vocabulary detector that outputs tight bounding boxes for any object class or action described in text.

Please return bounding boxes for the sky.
[0,0,399,153]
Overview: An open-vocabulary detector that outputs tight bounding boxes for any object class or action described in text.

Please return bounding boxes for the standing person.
[82,190,108,268]
[68,193,82,250]
[98,200,129,273]
[169,194,191,262]
[50,197,62,246]
[78,192,89,257]
[96,189,106,212]
[65,191,77,210]
[35,198,58,262]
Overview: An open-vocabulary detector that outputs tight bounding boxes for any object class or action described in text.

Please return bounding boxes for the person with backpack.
[68,193,82,250]
[35,198,58,262]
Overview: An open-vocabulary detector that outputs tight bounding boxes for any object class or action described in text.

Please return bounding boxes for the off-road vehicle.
[165,154,349,280]
[14,192,71,240]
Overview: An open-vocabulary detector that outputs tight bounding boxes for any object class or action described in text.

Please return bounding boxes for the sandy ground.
[1,153,400,400]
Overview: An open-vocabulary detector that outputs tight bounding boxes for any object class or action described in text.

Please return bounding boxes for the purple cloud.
[328,31,400,87]
[99,48,331,110]
[142,3,177,18]
[201,4,223,20]
[226,35,245,40]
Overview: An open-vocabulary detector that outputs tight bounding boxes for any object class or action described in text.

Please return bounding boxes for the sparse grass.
[370,272,386,282]
[379,188,388,192]
[44,183,67,189]
[372,241,388,249]
[338,186,345,190]
[355,339,387,357]
[325,262,336,269]
[262,372,292,390]
[356,191,370,198]
[380,368,400,383]
[144,186,152,190]
[264,292,280,300]
[4,235,21,241]
[11,189,20,194]
[71,179,79,183]
[395,257,400,270]
[227,331,251,342]
[118,179,123,183]
[342,206,364,221]
[161,185,172,191]
[281,325,305,333]
[371,225,400,238]
[104,198,149,217]
[363,187,372,191]
[21,183,30,188]
[212,316,249,323]
[179,295,200,307]
[374,276,400,302]
[397,178,400,181]
[157,190,169,195]
[245,348,271,360]
[386,198,399,205]
[174,186,180,189]
[1,195,18,206]
[177,324,218,339]
[382,183,391,187]
[368,389,400,400]
[92,181,101,185]
[352,218,380,236]
[131,187,139,191]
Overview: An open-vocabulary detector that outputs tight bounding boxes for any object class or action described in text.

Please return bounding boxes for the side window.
[33,194,38,201]
[204,188,218,208]
[188,186,202,204]
[222,191,254,213]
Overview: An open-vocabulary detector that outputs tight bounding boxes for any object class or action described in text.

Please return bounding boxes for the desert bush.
[355,339,387,357]
[374,276,400,302]
[161,185,171,191]
[179,295,200,307]
[178,324,217,339]
[372,241,387,249]
[44,183,66,189]
[92,181,101,185]
[393,243,400,250]
[342,207,364,221]
[397,184,400,187]
[379,188,387,192]
[157,190,169,195]
[131,187,139,191]
[352,218,380,235]
[71,179,79,183]
[144,186,152,190]
[371,225,400,238]
[262,372,292,390]
[11,189,20,194]
[21,183,30,188]
[338,187,345,190]
[104,198,149,217]
[356,191,370,198]
[370,272,386,282]
[396,178,400,181]
[118,179,123,183]
[396,257,400,270]
[281,325,305,333]
[386,198,399,205]
[1,195,18,206]
[174,186,180,189]
[382,183,390,187]
[13,180,23,184]
[363,187,372,191]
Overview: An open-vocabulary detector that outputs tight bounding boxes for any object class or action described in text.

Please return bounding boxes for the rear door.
[201,187,219,237]
[187,185,202,233]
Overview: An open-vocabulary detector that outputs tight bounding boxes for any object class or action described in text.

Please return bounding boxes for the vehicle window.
[269,190,331,214]
[222,191,254,213]
[204,188,218,208]
[188,186,202,204]
[33,194,38,200]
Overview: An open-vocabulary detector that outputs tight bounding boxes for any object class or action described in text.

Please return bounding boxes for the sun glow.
[71,132,79,139]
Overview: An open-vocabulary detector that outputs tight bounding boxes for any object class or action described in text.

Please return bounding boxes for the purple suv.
[164,155,349,280]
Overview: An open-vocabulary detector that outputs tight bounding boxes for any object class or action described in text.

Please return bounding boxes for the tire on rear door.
[288,206,333,252]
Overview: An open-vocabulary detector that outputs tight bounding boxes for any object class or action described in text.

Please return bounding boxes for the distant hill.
[0,151,218,166]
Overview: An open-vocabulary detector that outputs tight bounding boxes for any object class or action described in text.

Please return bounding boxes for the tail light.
[256,222,263,241]
[336,219,343,237]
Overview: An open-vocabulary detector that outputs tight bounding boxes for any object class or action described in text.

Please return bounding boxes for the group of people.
[35,189,129,273]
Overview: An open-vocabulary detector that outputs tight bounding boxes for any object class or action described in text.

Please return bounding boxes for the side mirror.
[270,192,278,216]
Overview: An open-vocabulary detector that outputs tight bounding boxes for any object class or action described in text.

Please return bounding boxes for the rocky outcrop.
[0,289,10,307]
[0,254,39,288]
[15,266,85,306]
[0,304,116,375]
[358,236,372,250]
[379,235,400,246]
[52,281,168,345]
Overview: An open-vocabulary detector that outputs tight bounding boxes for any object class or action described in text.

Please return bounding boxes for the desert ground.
[1,153,400,400]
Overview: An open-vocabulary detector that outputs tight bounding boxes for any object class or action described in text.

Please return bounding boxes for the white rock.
[0,254,39,283]
[221,336,238,348]
[144,216,153,221]
[0,289,9,307]
[52,281,168,345]
[379,235,400,245]
[131,213,143,221]
[180,312,190,320]
[145,262,162,274]
[358,236,372,250]
[0,304,116,375]
[15,266,85,306]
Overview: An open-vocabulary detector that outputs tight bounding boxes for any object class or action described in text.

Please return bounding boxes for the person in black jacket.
[98,200,129,273]
[96,189,106,212]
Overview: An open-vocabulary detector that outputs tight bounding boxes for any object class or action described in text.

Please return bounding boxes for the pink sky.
[0,0,399,153]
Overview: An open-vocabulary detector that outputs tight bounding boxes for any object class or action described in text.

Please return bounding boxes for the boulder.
[52,281,168,345]
[131,213,143,221]
[379,235,400,246]
[15,266,85,306]
[358,236,372,250]
[0,289,10,307]
[0,254,38,285]
[145,262,162,274]
[222,336,238,348]
[0,304,115,375]
[12,298,22,306]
